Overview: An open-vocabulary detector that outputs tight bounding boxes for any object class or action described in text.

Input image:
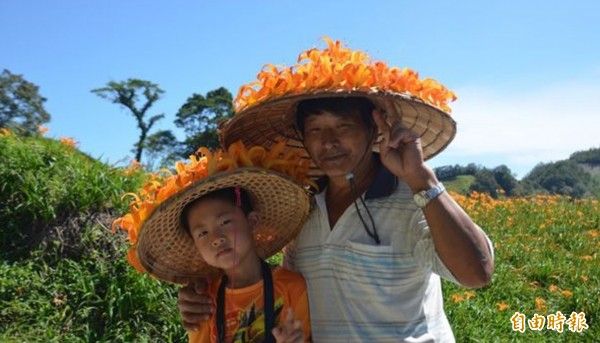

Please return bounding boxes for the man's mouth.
[320,152,346,163]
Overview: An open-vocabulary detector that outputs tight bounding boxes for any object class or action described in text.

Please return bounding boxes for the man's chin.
[317,165,353,178]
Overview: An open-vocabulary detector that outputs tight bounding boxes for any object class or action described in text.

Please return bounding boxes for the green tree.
[522,160,598,198]
[0,69,51,135]
[144,129,180,170]
[570,147,600,165]
[492,165,519,196]
[92,79,166,162]
[174,87,234,156]
[470,169,501,198]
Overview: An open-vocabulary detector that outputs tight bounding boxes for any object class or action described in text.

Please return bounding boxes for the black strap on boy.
[216,260,275,343]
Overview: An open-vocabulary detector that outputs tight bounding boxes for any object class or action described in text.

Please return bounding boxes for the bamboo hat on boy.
[113,141,314,284]
[221,37,458,175]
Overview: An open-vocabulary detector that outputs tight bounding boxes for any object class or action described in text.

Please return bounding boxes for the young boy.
[113,142,313,343]
[183,187,310,343]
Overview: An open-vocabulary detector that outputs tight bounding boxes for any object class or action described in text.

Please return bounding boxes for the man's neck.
[327,156,379,198]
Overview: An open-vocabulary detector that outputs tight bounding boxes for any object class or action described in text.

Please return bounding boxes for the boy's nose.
[211,236,226,248]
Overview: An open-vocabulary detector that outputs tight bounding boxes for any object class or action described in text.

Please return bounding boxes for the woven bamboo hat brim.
[136,167,310,284]
[221,90,456,176]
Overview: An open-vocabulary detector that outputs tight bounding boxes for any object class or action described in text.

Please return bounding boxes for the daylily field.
[0,131,597,342]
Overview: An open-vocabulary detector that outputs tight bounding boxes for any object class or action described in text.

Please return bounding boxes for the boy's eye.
[221,219,232,226]
[197,230,208,239]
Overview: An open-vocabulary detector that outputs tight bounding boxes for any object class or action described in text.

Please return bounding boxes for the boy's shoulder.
[273,265,307,289]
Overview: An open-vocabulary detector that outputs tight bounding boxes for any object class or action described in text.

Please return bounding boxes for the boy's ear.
[247,211,260,230]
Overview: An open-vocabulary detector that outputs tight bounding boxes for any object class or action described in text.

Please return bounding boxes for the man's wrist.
[413,182,446,208]
[403,165,439,193]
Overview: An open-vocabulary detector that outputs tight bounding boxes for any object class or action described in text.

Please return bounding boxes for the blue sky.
[3,1,599,178]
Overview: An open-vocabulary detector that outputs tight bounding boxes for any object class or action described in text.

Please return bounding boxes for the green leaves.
[175,87,234,155]
[0,69,51,136]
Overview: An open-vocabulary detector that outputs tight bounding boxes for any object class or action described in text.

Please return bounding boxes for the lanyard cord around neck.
[216,260,275,343]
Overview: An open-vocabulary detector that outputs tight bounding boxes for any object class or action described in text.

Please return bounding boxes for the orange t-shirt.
[188,266,311,343]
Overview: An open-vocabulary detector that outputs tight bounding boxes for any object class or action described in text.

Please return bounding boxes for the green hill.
[444,175,476,194]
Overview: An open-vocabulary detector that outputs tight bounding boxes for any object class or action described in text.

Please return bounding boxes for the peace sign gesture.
[372,99,435,191]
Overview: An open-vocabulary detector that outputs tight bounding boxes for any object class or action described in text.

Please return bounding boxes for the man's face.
[302,110,373,177]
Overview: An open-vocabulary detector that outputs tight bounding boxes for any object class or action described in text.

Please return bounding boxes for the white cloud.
[432,78,600,177]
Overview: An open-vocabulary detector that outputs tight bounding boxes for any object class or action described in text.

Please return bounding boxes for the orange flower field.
[443,191,598,341]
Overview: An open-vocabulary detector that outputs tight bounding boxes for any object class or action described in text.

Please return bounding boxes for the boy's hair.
[295,96,376,135]
[180,187,254,237]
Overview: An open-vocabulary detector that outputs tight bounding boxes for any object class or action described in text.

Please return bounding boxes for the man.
[178,38,494,342]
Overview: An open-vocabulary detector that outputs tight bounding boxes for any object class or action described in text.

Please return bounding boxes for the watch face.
[414,193,428,208]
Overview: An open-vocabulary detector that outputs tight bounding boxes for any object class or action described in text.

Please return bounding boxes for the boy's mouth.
[216,247,233,258]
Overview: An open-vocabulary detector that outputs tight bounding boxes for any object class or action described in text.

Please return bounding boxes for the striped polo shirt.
[284,165,488,342]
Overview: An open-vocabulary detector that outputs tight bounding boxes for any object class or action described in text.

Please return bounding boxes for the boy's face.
[186,198,258,271]
[302,110,374,177]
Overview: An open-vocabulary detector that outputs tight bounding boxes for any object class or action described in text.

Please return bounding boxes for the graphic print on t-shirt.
[226,297,284,343]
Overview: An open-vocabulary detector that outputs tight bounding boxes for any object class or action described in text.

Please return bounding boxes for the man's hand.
[272,309,304,343]
[177,279,213,331]
[373,99,435,191]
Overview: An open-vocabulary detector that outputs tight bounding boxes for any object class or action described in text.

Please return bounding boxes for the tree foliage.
[492,165,519,196]
[436,163,519,198]
[91,79,166,163]
[175,87,234,156]
[144,129,180,170]
[0,69,51,135]
[521,160,599,198]
[570,147,600,165]
[469,169,501,198]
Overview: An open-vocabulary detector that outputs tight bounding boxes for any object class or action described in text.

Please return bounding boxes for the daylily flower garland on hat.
[112,141,315,274]
[234,37,457,114]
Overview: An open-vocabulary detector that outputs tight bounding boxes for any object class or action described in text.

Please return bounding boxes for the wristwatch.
[413,182,446,208]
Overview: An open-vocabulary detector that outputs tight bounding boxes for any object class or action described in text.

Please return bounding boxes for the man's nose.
[320,128,339,148]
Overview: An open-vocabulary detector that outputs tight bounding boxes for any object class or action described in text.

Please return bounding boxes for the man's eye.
[221,219,232,226]
[197,231,208,239]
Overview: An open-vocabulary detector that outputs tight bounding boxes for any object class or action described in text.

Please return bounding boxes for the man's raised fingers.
[372,110,390,141]
[388,125,418,149]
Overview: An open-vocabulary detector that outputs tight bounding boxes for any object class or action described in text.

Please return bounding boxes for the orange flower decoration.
[234,37,457,113]
[113,141,316,251]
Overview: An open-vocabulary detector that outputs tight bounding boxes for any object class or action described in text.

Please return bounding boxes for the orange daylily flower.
[59,136,78,148]
[127,248,145,273]
[233,37,456,114]
[38,125,49,135]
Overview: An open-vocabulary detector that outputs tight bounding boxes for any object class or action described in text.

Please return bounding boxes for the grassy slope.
[444,175,476,195]
[0,133,186,342]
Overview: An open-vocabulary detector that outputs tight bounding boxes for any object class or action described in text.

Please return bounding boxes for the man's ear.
[247,211,260,230]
